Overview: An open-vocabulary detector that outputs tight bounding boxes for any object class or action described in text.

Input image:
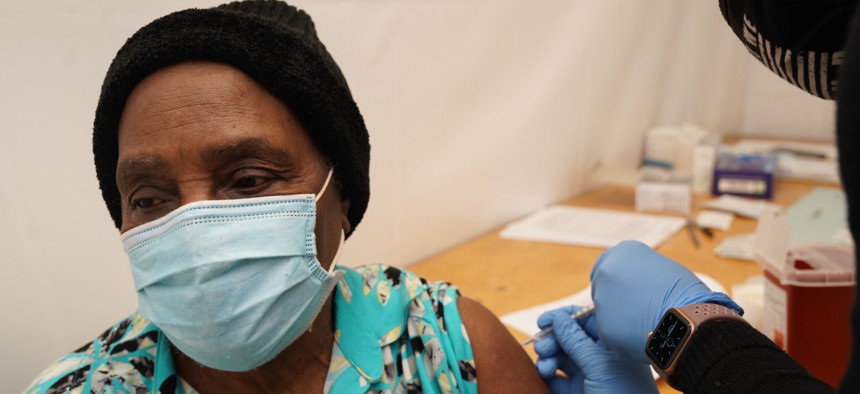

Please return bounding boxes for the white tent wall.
[0,0,834,390]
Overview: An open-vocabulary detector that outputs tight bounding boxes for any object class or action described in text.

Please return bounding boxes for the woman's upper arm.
[457,296,550,394]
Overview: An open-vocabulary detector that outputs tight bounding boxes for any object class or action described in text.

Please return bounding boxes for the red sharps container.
[755,209,855,388]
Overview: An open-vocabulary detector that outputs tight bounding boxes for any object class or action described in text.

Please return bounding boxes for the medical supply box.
[712,152,777,199]
[635,173,691,214]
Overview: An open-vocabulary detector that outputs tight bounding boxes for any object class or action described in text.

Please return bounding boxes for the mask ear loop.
[328,230,345,273]
[316,168,334,201]
[316,169,344,273]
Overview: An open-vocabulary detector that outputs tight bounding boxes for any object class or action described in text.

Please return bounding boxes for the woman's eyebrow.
[116,156,172,184]
[202,138,290,165]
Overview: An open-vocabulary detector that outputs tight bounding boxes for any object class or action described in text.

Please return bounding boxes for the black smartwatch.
[645,303,746,389]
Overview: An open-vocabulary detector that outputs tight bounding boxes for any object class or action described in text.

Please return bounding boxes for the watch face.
[647,309,692,370]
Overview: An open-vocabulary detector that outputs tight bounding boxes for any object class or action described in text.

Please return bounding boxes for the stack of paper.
[501,206,686,248]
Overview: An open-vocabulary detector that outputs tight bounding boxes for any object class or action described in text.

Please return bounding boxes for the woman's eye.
[234,176,266,189]
[132,197,161,209]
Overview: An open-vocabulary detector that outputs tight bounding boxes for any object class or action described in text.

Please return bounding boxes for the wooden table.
[409,179,826,393]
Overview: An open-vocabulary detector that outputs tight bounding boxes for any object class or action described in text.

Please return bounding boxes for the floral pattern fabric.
[24,265,477,394]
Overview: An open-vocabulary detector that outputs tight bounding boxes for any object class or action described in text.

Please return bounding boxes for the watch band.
[647,303,746,389]
[677,302,743,327]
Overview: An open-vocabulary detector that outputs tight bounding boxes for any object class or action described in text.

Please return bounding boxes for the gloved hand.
[591,240,743,362]
[535,306,657,394]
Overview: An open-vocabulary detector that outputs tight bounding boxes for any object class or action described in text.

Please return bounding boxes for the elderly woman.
[25,1,546,393]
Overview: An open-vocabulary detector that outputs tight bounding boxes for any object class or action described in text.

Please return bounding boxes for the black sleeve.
[836,3,860,393]
[719,0,858,99]
[670,319,834,393]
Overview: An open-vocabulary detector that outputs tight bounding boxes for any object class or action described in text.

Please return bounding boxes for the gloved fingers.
[534,335,561,358]
[544,374,584,394]
[536,334,589,379]
[552,312,603,372]
[584,360,660,394]
[535,333,568,378]
[579,313,599,339]
[543,376,569,394]
[558,352,584,378]
[535,355,561,378]
[593,338,611,351]
[537,305,579,329]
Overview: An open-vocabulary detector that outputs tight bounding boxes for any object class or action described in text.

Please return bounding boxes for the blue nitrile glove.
[591,240,743,363]
[535,306,657,394]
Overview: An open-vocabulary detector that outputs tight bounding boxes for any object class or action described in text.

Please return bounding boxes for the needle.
[522,304,596,346]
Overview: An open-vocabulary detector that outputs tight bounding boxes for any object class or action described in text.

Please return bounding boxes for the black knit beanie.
[93,0,370,236]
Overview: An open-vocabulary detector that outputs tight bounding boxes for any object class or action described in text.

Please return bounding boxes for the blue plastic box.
[712,153,777,199]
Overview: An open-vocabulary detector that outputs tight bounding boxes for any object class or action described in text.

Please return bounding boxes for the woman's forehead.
[122,62,272,121]
[116,61,317,160]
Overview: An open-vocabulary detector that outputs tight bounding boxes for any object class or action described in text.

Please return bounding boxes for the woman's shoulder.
[330,264,478,393]
[335,265,547,392]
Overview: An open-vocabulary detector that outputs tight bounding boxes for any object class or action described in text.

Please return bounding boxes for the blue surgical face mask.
[121,170,344,372]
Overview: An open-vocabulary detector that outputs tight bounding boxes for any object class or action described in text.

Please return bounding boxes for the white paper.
[776,154,840,184]
[696,210,734,231]
[729,139,837,159]
[500,206,686,249]
[702,195,781,219]
[714,233,757,261]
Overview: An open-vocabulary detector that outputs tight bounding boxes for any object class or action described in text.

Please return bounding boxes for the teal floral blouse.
[24,265,478,394]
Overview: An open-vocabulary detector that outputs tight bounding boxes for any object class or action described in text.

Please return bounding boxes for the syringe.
[521,304,596,346]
